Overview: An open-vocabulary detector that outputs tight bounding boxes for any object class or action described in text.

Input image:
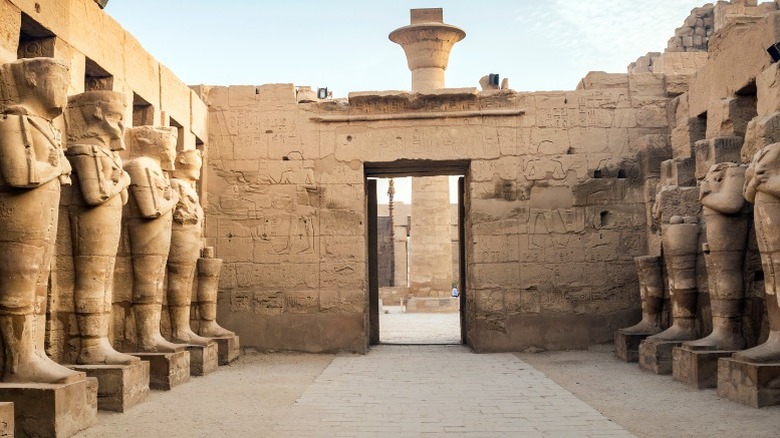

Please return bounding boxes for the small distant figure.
[451,287,459,298]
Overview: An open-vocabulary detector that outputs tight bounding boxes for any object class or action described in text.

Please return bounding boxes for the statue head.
[65,90,127,151]
[127,126,177,171]
[700,162,746,214]
[0,57,69,120]
[172,149,202,181]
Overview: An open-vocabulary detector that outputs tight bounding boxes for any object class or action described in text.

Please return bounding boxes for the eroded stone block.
[0,402,12,438]
[694,136,743,179]
[213,335,241,365]
[0,378,97,438]
[186,343,219,376]
[131,351,190,390]
[615,330,654,363]
[68,361,150,412]
[673,346,735,389]
[639,338,683,374]
[717,357,780,407]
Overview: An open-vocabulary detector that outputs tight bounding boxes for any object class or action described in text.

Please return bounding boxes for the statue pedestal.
[212,335,240,365]
[131,351,190,390]
[0,402,13,436]
[186,343,219,376]
[68,361,150,412]
[639,339,684,374]
[717,357,780,407]
[672,346,736,389]
[0,378,97,438]
[614,330,658,362]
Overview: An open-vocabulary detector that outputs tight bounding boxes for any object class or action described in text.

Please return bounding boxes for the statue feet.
[200,320,235,338]
[5,354,84,384]
[618,318,662,336]
[646,322,697,342]
[732,332,780,364]
[683,329,745,351]
[138,334,185,353]
[78,338,140,365]
[170,328,213,347]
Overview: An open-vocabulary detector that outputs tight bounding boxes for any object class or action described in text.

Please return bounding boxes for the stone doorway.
[365,160,469,347]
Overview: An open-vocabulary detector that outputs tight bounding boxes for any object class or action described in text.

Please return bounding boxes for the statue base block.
[213,335,240,365]
[639,339,683,375]
[131,351,190,390]
[0,402,13,436]
[186,343,219,376]
[0,377,97,438]
[717,357,780,407]
[672,347,736,389]
[68,361,150,412]
[614,330,657,362]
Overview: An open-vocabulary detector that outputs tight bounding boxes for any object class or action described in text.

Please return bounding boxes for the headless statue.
[197,248,234,338]
[619,255,664,335]
[65,91,139,365]
[124,126,182,353]
[167,149,211,345]
[0,58,81,383]
[685,163,749,351]
[734,143,780,363]
[646,215,700,342]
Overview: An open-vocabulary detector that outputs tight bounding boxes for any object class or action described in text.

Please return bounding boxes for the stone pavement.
[272,345,632,437]
[379,306,461,344]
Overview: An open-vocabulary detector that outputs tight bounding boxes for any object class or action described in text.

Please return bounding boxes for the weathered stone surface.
[213,335,241,365]
[131,351,190,391]
[68,360,149,412]
[614,331,652,363]
[673,346,736,389]
[717,357,780,407]
[0,402,12,437]
[0,378,97,438]
[639,339,683,375]
[185,343,219,376]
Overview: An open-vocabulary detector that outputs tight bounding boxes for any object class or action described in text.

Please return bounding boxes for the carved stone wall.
[201,79,670,352]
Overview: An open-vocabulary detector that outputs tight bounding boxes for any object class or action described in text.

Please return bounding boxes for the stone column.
[390,9,463,299]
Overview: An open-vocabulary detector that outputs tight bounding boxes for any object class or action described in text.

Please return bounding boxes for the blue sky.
[106,1,706,204]
[106,1,705,96]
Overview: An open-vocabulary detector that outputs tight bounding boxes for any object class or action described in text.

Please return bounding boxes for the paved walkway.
[272,345,632,437]
[379,306,461,344]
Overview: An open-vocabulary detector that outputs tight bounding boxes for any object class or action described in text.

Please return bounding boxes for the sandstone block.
[0,378,98,438]
[672,346,736,389]
[671,117,706,160]
[0,402,12,437]
[742,113,780,162]
[213,335,241,365]
[639,338,684,374]
[717,357,780,407]
[131,351,190,390]
[614,330,654,362]
[659,158,696,187]
[186,343,219,377]
[694,136,743,179]
[68,361,150,412]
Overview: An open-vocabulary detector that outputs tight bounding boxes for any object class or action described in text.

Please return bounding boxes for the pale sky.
[105,0,706,204]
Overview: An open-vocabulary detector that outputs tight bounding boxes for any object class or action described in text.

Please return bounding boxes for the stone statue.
[620,255,665,335]
[65,90,140,365]
[0,58,81,383]
[646,215,700,342]
[166,149,212,345]
[685,163,749,351]
[124,126,182,353]
[734,143,780,362]
[197,247,234,338]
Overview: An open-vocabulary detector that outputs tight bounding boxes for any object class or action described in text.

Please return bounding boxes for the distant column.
[390,9,463,297]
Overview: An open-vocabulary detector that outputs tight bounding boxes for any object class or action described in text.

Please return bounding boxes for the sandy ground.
[517,344,780,438]
[75,352,335,438]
